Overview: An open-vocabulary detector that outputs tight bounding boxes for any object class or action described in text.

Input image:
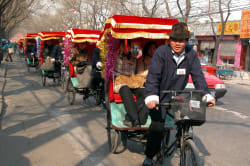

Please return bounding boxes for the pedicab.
[24,33,39,72]
[98,15,179,153]
[38,31,66,86]
[64,28,103,105]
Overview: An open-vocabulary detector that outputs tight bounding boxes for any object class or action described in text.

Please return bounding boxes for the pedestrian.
[142,22,216,166]
[3,40,13,62]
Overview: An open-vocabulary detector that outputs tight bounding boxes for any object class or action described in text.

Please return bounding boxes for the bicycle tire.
[106,110,119,153]
[42,75,46,87]
[94,91,101,105]
[67,80,76,105]
[180,139,203,166]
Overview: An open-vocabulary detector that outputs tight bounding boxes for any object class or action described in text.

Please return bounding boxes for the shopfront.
[240,9,250,71]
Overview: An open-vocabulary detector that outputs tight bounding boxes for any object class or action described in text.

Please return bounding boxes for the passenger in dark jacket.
[142,22,216,166]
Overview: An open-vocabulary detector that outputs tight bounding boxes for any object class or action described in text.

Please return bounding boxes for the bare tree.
[208,0,232,65]
[163,0,172,18]
[0,0,36,38]
[141,0,162,17]
[176,0,191,23]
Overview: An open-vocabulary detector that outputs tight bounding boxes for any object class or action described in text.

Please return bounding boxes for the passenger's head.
[142,41,157,57]
[169,22,189,54]
[58,38,63,46]
[79,42,87,49]
[118,39,131,55]
[46,40,53,45]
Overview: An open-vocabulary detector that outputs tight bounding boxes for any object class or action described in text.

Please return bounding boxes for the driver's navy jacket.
[144,44,210,114]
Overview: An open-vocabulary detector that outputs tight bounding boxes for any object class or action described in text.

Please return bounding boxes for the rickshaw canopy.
[38,31,66,41]
[99,15,179,41]
[98,15,180,81]
[67,28,101,43]
[18,38,24,43]
[25,33,38,39]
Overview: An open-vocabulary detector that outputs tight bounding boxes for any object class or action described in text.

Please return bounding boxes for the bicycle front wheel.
[180,139,203,166]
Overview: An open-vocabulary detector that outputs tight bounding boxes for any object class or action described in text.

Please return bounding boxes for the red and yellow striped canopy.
[38,31,66,41]
[99,15,179,40]
[67,28,101,43]
[25,33,38,39]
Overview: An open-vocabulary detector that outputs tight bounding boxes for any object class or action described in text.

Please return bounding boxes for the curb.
[0,63,7,130]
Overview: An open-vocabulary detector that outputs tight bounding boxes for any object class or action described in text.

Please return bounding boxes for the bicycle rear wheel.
[180,139,203,166]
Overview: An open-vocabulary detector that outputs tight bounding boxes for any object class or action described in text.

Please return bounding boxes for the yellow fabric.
[115,74,146,89]
[110,18,172,30]
[111,31,170,39]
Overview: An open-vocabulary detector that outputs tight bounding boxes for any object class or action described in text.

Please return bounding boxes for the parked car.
[185,71,227,100]
[200,62,217,76]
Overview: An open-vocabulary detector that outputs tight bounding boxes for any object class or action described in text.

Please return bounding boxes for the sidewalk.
[223,71,250,86]
[0,61,7,128]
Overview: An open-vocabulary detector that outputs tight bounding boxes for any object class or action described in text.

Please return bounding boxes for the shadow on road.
[1,56,110,166]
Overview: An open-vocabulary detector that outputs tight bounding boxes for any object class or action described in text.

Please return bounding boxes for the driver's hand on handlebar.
[207,99,216,107]
[146,100,159,110]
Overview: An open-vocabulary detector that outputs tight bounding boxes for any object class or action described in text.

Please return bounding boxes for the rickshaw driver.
[51,38,64,75]
[142,22,216,166]
[89,47,104,90]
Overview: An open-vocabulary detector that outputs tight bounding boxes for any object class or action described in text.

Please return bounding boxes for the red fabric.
[69,63,77,77]
[71,29,101,35]
[108,80,136,103]
[70,29,101,41]
[38,31,66,40]
[112,15,179,25]
[25,33,38,39]
[109,80,114,102]
[99,14,179,40]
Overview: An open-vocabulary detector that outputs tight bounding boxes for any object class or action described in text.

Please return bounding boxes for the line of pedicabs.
[20,15,208,166]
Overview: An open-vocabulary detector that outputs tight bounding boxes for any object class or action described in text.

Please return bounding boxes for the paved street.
[0,55,250,166]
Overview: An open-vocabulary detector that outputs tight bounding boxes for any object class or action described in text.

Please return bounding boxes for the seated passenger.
[42,40,54,60]
[71,42,89,66]
[114,40,157,127]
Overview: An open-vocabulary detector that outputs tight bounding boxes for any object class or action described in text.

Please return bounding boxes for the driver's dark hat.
[169,22,189,40]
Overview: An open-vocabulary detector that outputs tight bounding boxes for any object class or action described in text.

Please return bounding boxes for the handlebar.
[160,90,204,94]
[155,90,206,108]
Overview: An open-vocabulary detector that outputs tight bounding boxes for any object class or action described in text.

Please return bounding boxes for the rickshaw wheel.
[106,110,119,153]
[67,80,76,105]
[35,63,40,71]
[61,74,66,91]
[121,131,128,147]
[94,91,101,105]
[42,75,46,87]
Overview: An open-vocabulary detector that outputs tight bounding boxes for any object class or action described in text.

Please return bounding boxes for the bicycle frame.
[156,90,205,166]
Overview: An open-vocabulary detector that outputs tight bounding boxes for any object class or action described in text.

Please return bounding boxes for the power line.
[189,6,250,18]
